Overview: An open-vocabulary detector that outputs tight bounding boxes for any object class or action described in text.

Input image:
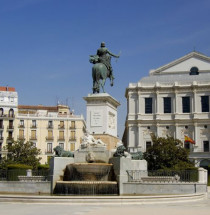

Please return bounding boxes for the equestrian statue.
[89,42,120,93]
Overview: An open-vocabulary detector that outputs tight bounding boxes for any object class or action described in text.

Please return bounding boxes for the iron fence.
[127,170,198,183]
[0,169,50,181]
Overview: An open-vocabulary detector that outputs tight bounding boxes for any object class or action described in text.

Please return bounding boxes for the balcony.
[45,150,53,154]
[30,136,37,141]
[0,125,4,129]
[57,137,65,141]
[0,114,15,119]
[47,125,54,129]
[0,137,3,141]
[7,126,14,131]
[46,136,54,141]
[7,137,13,141]
[69,137,76,141]
[58,125,65,129]
[17,136,25,141]
[30,125,37,129]
[18,124,25,128]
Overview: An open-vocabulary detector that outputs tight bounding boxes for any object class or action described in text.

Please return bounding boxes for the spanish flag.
[184,135,195,144]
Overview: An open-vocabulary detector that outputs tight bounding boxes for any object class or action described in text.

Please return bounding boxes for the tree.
[3,140,41,169]
[143,134,194,170]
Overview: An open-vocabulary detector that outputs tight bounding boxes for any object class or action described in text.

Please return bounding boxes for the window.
[70,143,75,151]
[203,141,209,152]
[70,131,75,140]
[9,120,13,129]
[164,97,171,113]
[20,120,24,127]
[146,141,152,151]
[184,141,190,150]
[48,121,53,128]
[32,120,36,128]
[47,130,53,139]
[0,120,3,129]
[19,129,24,139]
[201,96,209,112]
[59,131,64,140]
[9,109,14,117]
[59,121,64,128]
[47,143,53,153]
[0,97,3,101]
[190,67,199,75]
[10,97,14,102]
[145,98,152,114]
[182,97,190,113]
[70,121,75,129]
[31,130,36,139]
[0,108,4,116]
[59,143,64,149]
[0,130,3,140]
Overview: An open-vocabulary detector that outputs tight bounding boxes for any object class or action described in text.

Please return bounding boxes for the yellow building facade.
[0,87,86,164]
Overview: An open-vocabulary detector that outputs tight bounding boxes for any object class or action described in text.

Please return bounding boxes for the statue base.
[83,93,120,138]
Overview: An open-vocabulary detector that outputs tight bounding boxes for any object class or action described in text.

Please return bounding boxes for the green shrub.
[7,164,32,170]
[37,164,49,170]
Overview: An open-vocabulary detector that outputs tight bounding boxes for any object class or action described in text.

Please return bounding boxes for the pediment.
[151,52,210,75]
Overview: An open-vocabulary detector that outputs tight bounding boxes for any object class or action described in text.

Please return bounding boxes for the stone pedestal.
[84,93,120,149]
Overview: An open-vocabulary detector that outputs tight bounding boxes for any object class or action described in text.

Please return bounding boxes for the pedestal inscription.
[91,110,103,127]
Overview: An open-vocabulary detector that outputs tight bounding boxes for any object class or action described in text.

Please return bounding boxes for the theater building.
[124,51,210,167]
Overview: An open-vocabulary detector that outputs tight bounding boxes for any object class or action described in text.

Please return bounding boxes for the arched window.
[9,109,14,117]
[0,108,4,116]
[190,67,199,75]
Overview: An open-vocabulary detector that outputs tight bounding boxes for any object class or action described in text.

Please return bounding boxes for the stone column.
[156,91,160,114]
[175,90,178,114]
[138,91,141,115]
[193,89,197,113]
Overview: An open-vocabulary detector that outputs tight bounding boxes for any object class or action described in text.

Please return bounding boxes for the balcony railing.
[0,114,15,118]
[69,137,76,141]
[46,136,54,141]
[30,125,37,129]
[18,125,25,128]
[58,125,65,129]
[0,125,4,129]
[7,126,14,130]
[47,125,54,129]
[17,136,25,140]
[45,150,53,154]
[70,126,76,129]
[0,137,3,141]
[30,136,37,140]
[57,137,65,141]
[7,137,13,141]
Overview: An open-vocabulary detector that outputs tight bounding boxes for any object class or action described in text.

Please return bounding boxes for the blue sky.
[1,0,210,138]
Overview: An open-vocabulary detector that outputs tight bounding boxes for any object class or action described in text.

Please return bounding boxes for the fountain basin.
[72,163,113,181]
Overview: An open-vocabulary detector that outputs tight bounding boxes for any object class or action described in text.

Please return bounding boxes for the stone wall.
[0,181,50,194]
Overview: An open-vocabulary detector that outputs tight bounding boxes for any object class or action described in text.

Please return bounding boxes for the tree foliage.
[3,140,41,169]
[143,134,194,170]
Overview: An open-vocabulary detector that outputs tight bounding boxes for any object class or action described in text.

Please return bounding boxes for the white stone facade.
[124,51,210,167]
[84,93,120,137]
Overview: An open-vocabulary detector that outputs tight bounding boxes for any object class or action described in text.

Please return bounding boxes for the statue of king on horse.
[89,42,120,94]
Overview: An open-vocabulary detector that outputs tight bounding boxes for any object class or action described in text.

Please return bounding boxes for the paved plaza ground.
[0,192,209,215]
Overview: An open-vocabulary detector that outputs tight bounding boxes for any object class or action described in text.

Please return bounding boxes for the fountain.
[53,133,118,195]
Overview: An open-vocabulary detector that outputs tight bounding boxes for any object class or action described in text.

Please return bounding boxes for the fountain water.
[54,134,118,195]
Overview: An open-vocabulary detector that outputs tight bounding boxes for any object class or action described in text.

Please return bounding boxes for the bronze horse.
[90,55,113,94]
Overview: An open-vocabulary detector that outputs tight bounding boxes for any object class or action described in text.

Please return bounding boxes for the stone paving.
[0,192,209,215]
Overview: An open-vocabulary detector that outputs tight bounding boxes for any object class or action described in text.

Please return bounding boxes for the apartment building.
[0,87,86,164]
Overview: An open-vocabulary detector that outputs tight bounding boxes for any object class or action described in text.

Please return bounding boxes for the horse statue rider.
[89,42,120,94]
